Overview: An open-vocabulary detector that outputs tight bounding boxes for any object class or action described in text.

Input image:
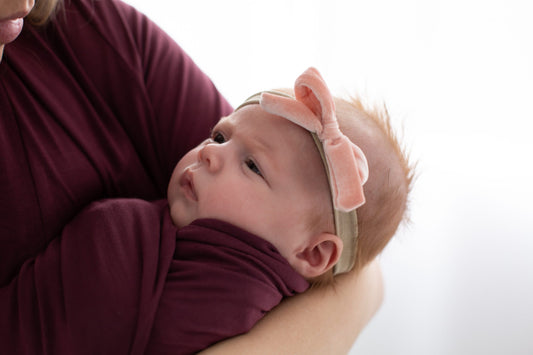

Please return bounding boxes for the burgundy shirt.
[0,199,308,354]
[0,0,232,286]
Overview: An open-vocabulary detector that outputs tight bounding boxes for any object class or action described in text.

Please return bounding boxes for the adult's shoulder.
[53,0,162,73]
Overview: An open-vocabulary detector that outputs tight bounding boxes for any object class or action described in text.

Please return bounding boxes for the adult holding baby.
[0,0,383,353]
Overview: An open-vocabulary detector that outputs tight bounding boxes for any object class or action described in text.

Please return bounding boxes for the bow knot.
[260,67,368,212]
[320,121,341,143]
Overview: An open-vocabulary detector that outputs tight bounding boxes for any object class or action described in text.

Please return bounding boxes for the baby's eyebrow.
[250,135,273,156]
[208,118,230,138]
[248,134,280,175]
[217,116,230,124]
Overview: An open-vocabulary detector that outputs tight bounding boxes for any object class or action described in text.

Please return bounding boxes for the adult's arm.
[55,0,235,192]
[200,260,383,355]
[0,199,176,355]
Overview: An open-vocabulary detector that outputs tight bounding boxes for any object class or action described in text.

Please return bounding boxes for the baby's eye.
[245,159,263,178]
[212,131,226,144]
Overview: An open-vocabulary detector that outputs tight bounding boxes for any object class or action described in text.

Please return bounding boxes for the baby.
[5,67,413,355]
[149,67,413,351]
[168,67,413,279]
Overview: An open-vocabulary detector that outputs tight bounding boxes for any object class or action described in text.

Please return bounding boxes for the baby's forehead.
[227,106,324,171]
[226,105,309,140]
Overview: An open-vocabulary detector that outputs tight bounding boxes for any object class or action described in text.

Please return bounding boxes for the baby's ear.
[290,233,343,279]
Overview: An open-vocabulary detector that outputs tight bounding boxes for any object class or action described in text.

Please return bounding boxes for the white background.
[123,0,533,353]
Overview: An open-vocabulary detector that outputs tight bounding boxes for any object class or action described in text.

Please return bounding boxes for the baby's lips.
[179,168,198,202]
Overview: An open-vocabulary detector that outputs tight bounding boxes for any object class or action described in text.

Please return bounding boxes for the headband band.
[235,68,368,274]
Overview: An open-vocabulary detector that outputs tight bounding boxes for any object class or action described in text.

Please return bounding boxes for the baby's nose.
[198,144,223,172]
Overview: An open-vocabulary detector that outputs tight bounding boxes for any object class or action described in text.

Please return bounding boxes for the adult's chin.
[0,17,24,61]
[0,17,24,43]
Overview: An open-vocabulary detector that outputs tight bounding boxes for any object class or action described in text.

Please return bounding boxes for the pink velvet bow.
[260,67,368,212]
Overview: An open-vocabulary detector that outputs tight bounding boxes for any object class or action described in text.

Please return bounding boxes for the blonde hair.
[27,0,62,26]
[336,96,415,271]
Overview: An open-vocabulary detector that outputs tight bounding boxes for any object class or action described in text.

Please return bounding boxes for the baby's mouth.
[179,168,198,202]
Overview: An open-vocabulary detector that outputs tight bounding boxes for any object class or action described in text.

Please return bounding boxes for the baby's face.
[167,105,329,261]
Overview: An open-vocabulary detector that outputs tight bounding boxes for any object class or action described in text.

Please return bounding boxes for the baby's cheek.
[204,195,248,226]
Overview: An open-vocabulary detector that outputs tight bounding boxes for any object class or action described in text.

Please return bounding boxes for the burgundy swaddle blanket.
[0,199,308,354]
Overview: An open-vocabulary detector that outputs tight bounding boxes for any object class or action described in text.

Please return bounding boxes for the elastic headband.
[235,68,368,274]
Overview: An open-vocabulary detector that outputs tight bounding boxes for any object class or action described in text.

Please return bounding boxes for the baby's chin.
[168,203,192,229]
